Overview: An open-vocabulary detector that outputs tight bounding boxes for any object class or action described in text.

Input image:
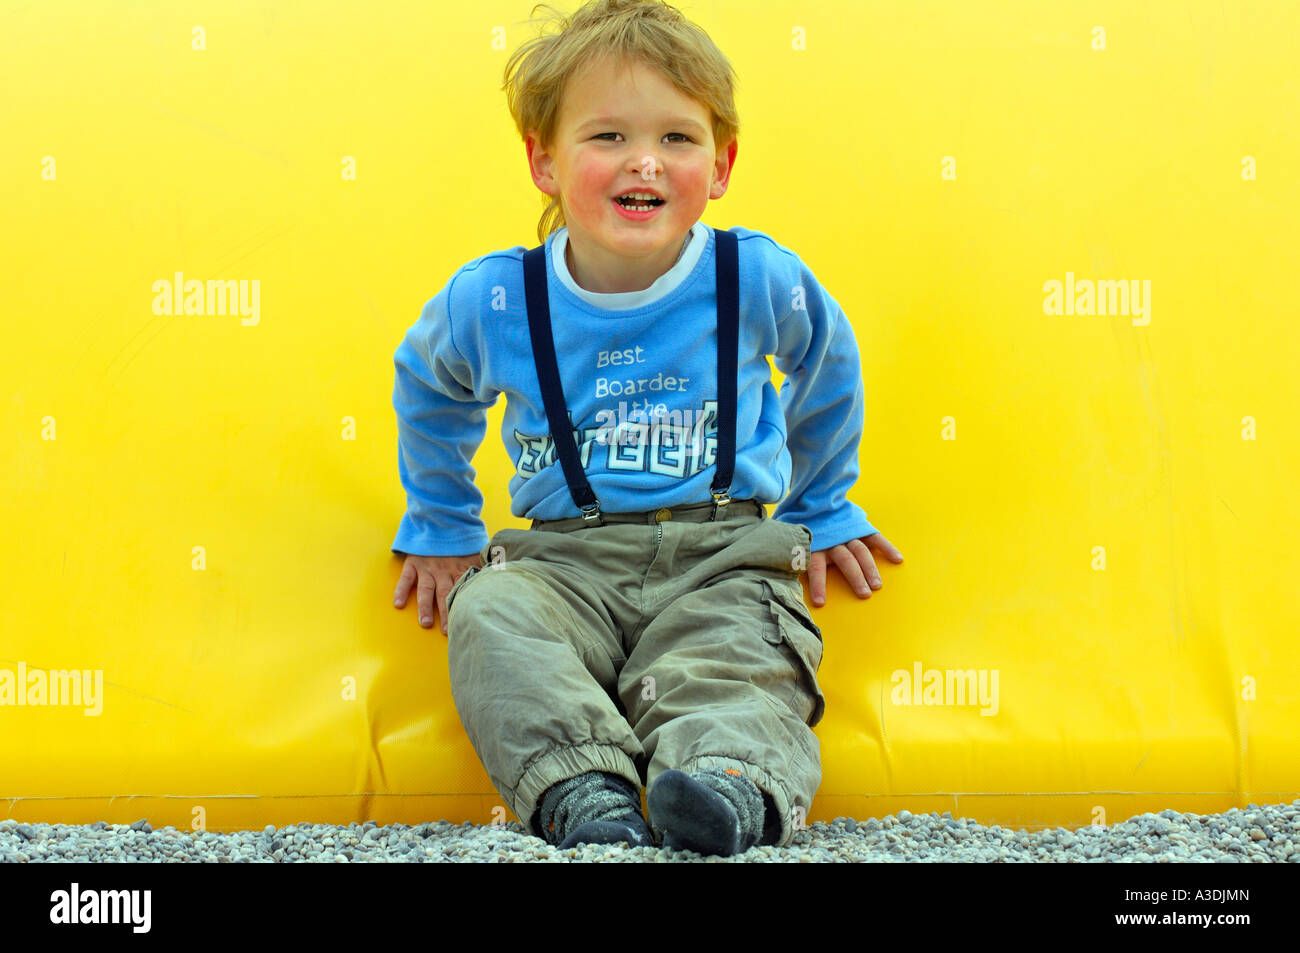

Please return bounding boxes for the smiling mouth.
[613,196,665,210]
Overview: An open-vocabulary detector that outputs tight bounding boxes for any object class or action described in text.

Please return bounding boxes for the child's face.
[526,55,737,290]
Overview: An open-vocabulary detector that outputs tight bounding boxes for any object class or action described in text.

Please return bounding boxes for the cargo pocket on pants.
[760,579,827,727]
[445,563,482,618]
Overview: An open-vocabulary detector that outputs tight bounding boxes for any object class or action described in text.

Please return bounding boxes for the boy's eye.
[593,133,692,142]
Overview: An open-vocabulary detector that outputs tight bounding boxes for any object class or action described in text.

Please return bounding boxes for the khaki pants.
[443,500,826,849]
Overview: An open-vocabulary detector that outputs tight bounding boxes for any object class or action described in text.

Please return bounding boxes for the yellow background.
[2,0,1297,833]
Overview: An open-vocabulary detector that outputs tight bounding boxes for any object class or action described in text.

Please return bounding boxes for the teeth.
[617,192,661,201]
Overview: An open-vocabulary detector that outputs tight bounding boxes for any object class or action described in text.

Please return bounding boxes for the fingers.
[417,573,437,630]
[808,551,827,607]
[867,533,905,563]
[834,540,877,597]
[814,541,879,599]
[849,539,882,590]
[393,562,415,608]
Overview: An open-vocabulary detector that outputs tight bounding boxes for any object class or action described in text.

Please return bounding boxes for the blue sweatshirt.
[391,220,878,557]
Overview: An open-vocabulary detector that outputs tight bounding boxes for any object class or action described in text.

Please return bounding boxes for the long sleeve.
[390,288,498,557]
[770,258,878,552]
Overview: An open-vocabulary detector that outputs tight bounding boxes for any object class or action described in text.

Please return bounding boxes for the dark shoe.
[559,816,653,849]
[648,768,755,856]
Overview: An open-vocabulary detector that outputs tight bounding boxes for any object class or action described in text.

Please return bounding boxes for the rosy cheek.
[567,164,611,216]
[664,164,708,203]
[685,164,714,193]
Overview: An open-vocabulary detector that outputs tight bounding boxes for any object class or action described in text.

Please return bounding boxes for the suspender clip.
[580,501,604,525]
[709,487,732,521]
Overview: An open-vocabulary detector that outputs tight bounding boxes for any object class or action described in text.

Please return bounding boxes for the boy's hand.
[393,552,481,636]
[806,533,904,607]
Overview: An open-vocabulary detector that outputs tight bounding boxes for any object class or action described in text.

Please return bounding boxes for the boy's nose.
[635,155,661,180]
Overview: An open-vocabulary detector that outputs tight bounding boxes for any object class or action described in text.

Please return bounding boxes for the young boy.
[391,0,902,856]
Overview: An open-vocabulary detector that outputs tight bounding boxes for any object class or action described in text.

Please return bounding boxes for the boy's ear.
[709,137,739,200]
[525,132,560,197]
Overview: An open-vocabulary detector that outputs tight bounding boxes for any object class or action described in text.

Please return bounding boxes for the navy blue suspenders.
[522,226,739,525]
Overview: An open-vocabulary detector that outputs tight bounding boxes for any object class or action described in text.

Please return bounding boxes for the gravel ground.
[3,799,1297,862]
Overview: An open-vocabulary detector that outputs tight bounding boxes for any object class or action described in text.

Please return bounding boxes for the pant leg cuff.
[514,743,643,838]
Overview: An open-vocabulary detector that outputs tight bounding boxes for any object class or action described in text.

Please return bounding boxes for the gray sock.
[691,768,766,848]
[534,771,642,846]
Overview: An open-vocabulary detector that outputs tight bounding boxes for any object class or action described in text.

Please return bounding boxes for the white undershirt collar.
[550,221,710,311]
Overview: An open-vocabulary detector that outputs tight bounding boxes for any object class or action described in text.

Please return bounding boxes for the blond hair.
[502,0,740,244]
